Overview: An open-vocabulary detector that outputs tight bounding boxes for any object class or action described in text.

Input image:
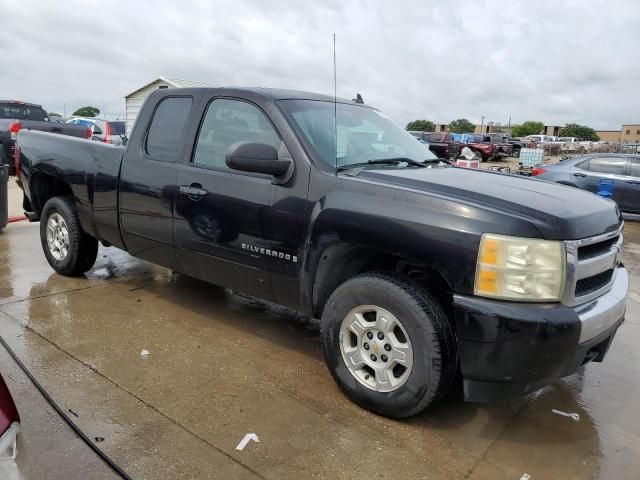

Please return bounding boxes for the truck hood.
[358,167,622,240]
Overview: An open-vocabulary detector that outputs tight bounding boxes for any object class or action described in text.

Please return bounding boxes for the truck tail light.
[8,121,21,140]
[86,127,92,139]
[13,143,21,178]
[104,122,112,143]
[531,167,547,176]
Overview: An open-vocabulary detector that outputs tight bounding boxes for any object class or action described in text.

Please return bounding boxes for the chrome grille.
[563,226,623,307]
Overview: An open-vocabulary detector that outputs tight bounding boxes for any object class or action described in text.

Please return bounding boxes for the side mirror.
[225,142,292,177]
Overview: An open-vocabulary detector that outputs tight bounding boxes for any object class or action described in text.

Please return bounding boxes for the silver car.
[533,154,640,213]
[66,117,126,145]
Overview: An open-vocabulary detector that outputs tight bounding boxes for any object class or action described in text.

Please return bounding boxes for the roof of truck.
[160,86,365,105]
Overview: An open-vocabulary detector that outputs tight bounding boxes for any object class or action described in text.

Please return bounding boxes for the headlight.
[474,234,566,301]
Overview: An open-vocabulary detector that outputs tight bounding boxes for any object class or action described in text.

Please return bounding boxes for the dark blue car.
[534,154,640,213]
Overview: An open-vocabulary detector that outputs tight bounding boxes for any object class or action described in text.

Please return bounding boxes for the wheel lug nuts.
[366,331,373,340]
[381,354,388,362]
[377,332,384,340]
[384,344,391,351]
[370,354,377,361]
[363,342,370,350]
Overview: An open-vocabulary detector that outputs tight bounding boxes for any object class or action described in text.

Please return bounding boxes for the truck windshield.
[279,100,437,170]
[0,102,47,121]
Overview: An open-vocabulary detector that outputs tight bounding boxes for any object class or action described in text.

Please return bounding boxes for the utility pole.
[480,116,485,134]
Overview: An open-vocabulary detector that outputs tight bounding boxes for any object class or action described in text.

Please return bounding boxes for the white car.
[66,118,126,145]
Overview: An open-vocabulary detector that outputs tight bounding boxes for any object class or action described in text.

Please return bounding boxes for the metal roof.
[125,76,210,98]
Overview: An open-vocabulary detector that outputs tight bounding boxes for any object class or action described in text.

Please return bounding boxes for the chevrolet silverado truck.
[0,100,90,175]
[15,88,628,418]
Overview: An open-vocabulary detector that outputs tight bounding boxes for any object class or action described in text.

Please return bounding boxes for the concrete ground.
[1,181,640,479]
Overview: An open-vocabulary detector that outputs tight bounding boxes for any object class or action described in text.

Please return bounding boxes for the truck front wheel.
[40,196,98,276]
[320,272,457,418]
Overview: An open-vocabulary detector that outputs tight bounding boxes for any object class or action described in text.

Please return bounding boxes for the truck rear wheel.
[40,196,98,276]
[320,272,457,418]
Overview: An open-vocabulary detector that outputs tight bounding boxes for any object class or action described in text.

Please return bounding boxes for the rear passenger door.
[621,157,640,213]
[119,95,194,270]
[173,97,291,299]
[572,156,626,204]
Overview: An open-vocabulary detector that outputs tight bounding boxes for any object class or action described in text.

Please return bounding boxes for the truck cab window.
[146,96,193,161]
[193,99,283,169]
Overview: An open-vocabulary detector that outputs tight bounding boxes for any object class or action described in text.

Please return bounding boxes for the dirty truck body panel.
[16,87,627,405]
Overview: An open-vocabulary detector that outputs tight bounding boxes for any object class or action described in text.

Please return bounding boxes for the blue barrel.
[597,178,614,198]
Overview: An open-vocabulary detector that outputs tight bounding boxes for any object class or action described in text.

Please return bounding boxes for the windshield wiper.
[338,157,449,172]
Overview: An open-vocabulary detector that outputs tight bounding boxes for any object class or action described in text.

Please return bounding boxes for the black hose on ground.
[0,334,132,480]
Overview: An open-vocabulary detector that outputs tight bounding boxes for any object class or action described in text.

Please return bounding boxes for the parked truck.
[0,100,90,175]
[15,87,628,418]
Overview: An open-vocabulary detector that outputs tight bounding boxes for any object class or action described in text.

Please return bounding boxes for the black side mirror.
[225,142,292,177]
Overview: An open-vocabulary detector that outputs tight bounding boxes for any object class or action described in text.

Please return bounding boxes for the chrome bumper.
[575,267,628,343]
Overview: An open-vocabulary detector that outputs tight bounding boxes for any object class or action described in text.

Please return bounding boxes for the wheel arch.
[310,241,454,323]
[29,173,74,216]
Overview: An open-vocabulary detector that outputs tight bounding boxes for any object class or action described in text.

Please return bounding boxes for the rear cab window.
[146,96,193,161]
[0,102,47,121]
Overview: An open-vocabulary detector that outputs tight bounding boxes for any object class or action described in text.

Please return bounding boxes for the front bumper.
[454,266,628,402]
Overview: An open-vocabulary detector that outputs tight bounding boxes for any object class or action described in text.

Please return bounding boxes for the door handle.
[572,172,586,177]
[627,180,640,185]
[179,184,208,200]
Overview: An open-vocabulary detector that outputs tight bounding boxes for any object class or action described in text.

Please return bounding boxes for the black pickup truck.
[0,100,89,175]
[15,88,628,418]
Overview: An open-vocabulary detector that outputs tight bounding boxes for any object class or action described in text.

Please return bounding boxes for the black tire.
[512,148,520,158]
[0,147,11,176]
[40,196,98,276]
[320,272,457,419]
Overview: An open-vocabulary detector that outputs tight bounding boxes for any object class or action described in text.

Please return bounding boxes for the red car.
[0,374,19,461]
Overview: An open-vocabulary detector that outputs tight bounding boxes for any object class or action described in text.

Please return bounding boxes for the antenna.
[333,33,338,175]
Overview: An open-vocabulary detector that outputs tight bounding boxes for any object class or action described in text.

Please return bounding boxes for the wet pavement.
[0,220,639,479]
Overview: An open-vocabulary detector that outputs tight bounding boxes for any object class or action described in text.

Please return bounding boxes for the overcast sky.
[1,0,638,129]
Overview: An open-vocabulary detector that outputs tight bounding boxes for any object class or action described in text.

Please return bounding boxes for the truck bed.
[0,119,89,175]
[18,130,125,247]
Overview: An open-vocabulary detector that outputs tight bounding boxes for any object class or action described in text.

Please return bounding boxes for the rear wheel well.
[30,174,74,216]
[312,244,453,323]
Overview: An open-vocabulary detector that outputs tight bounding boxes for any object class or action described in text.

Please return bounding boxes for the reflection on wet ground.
[0,221,639,479]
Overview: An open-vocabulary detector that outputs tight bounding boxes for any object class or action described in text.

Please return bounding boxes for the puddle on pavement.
[1,221,640,479]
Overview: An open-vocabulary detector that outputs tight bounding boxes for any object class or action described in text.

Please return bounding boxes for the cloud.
[1,0,638,129]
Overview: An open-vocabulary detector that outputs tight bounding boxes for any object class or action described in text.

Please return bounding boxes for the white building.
[124,77,209,135]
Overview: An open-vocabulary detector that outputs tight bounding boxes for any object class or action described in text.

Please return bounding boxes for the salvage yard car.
[14,87,628,418]
[533,154,640,213]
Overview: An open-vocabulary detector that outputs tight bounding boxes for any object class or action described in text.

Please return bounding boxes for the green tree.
[72,106,100,117]
[511,121,544,137]
[447,118,475,133]
[559,123,599,141]
[405,119,435,132]
[48,112,62,118]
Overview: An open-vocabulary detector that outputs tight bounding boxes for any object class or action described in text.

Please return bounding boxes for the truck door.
[173,98,295,300]
[571,156,626,205]
[119,95,194,270]
[621,157,640,213]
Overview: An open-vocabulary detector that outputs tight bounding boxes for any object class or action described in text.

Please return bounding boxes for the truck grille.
[563,227,623,307]
[578,235,620,260]
[575,269,614,296]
